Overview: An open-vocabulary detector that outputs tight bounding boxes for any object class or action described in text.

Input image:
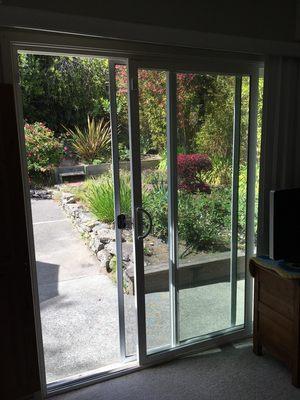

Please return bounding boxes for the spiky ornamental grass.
[84,174,131,223]
[66,116,111,164]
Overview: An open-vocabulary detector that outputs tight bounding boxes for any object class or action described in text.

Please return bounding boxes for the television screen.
[270,188,300,262]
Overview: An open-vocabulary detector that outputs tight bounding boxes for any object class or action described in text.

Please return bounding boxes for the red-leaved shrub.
[177,154,212,193]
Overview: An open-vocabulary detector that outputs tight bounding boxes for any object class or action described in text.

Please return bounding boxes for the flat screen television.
[270,188,300,262]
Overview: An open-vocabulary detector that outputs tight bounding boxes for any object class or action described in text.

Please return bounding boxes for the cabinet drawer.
[259,269,295,319]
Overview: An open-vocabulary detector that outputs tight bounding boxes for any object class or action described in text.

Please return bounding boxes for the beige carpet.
[52,341,300,400]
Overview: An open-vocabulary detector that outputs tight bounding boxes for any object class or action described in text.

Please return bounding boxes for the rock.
[85,220,98,230]
[79,220,98,233]
[122,229,133,241]
[78,211,94,223]
[30,189,52,199]
[96,228,117,243]
[72,211,97,232]
[125,262,134,278]
[121,242,133,261]
[80,224,92,233]
[61,192,75,204]
[96,249,112,270]
[61,192,73,199]
[105,241,133,261]
[105,241,116,255]
[92,223,111,234]
[89,237,105,253]
[76,225,86,234]
[64,203,80,217]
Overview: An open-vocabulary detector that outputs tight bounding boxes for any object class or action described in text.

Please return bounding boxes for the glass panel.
[176,72,239,342]
[137,68,171,353]
[18,52,133,383]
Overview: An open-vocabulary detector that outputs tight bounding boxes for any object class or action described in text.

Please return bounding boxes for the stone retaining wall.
[59,191,135,293]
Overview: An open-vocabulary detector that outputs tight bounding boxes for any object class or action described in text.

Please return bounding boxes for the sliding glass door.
[13,43,259,392]
[127,60,259,362]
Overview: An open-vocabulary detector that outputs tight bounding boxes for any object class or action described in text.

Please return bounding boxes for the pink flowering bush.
[25,122,63,181]
[177,154,212,193]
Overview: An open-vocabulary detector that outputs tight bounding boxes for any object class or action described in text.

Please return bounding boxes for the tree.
[18,54,110,133]
[19,54,263,167]
[177,73,218,152]
[115,68,219,154]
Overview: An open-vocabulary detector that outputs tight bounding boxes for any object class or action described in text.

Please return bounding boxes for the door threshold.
[47,359,140,397]
[47,327,251,397]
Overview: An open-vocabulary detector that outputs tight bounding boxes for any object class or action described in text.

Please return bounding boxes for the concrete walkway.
[32,199,136,383]
[32,198,245,384]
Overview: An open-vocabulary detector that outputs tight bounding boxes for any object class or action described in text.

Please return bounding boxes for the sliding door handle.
[137,207,153,240]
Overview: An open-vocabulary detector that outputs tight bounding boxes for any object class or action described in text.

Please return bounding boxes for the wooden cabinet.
[250,257,300,387]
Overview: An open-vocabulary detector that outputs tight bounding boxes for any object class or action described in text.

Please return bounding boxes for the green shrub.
[202,156,232,187]
[84,174,131,223]
[143,179,169,241]
[178,188,231,256]
[25,122,63,183]
[92,158,106,165]
[118,143,130,161]
[145,181,231,256]
[66,116,111,164]
[143,168,167,186]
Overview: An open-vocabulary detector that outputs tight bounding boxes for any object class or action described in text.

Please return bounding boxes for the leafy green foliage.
[195,76,235,161]
[138,70,167,153]
[118,143,130,161]
[144,171,232,256]
[177,189,231,256]
[116,69,222,154]
[92,158,106,165]
[202,156,232,187]
[25,122,63,182]
[65,116,111,164]
[176,73,219,152]
[143,178,169,241]
[18,54,110,133]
